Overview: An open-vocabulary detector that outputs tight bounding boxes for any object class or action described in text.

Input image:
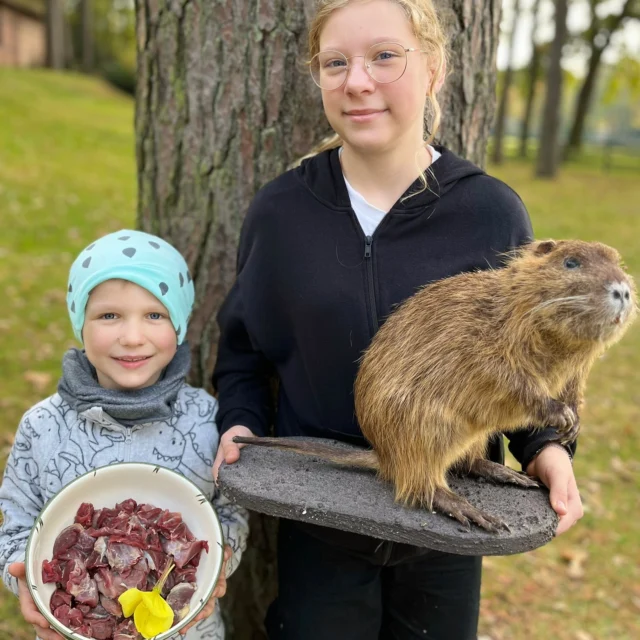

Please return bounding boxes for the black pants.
[265,519,482,640]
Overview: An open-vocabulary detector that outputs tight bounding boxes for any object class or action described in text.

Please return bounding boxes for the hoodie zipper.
[364,235,379,333]
[125,428,133,462]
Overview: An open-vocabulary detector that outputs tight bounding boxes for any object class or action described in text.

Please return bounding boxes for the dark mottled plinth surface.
[218,438,558,556]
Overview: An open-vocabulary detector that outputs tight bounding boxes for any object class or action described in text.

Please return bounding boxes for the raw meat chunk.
[113,619,142,640]
[52,523,83,558]
[75,502,95,527]
[162,538,209,569]
[106,541,143,572]
[166,582,196,623]
[100,595,123,618]
[42,558,63,584]
[49,588,72,610]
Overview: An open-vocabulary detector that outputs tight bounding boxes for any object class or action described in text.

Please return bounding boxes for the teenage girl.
[212,1,583,638]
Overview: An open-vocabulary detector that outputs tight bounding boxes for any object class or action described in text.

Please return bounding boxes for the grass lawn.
[0,68,136,639]
[0,68,638,640]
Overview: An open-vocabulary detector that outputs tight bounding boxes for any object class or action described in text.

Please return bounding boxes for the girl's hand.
[526,444,584,536]
[212,425,255,481]
[178,545,232,635]
[8,562,65,640]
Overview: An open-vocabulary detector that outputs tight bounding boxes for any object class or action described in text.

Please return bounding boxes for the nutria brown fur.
[235,240,637,530]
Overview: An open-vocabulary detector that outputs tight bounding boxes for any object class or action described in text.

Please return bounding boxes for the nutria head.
[507,239,637,344]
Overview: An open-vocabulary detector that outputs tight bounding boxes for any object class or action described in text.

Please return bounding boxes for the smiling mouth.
[114,356,151,362]
[345,109,384,115]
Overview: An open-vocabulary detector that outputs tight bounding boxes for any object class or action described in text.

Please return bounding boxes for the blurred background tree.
[492,0,640,175]
[28,0,136,91]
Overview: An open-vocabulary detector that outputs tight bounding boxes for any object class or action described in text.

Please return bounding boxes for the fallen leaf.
[611,555,626,567]
[560,548,588,580]
[24,370,52,393]
[610,456,635,482]
[35,343,55,361]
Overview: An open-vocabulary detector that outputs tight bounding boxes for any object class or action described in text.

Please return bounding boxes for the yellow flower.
[119,588,144,618]
[118,562,176,639]
[134,591,174,638]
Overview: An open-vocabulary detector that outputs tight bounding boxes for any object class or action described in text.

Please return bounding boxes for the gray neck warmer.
[57,343,191,427]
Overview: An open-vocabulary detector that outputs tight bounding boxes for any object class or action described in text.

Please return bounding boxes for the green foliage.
[602,55,640,106]
[101,59,136,96]
[66,0,137,94]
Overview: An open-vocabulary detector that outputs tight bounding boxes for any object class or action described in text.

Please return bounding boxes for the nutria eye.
[564,257,581,269]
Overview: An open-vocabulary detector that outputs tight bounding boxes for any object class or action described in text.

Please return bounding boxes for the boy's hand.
[213,426,255,481]
[178,544,232,635]
[8,562,65,640]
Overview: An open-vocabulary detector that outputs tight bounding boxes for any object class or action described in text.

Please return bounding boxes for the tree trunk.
[491,0,521,164]
[81,0,94,72]
[135,1,501,637]
[46,0,65,69]
[563,0,635,159]
[518,0,543,159]
[535,0,568,178]
[563,44,603,159]
[433,0,502,166]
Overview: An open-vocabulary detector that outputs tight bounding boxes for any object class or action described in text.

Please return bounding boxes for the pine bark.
[135,1,501,636]
[433,0,502,165]
[535,0,568,178]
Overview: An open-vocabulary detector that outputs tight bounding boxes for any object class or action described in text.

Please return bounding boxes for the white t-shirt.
[341,146,441,237]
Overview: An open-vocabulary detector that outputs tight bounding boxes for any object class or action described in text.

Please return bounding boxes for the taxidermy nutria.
[234,240,637,531]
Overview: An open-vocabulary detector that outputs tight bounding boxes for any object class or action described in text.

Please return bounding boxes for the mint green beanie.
[67,229,194,344]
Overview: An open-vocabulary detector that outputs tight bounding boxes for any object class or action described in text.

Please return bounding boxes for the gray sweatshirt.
[0,385,249,640]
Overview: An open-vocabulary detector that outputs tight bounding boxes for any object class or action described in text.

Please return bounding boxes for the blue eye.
[101,313,117,320]
[325,58,347,69]
[564,257,581,269]
[148,312,163,320]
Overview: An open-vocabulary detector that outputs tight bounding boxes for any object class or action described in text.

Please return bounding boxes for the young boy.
[0,229,249,640]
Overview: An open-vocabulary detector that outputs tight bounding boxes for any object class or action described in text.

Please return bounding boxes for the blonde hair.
[307,0,449,157]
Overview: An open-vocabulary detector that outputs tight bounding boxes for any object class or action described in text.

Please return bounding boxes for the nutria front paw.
[539,399,577,431]
[559,418,581,444]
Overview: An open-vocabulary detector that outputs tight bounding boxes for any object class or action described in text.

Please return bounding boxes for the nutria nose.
[610,282,631,307]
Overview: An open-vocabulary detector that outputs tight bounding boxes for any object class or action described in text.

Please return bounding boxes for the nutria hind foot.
[432,487,510,533]
[465,459,542,489]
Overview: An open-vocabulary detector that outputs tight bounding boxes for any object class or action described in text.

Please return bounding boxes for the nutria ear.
[532,240,556,256]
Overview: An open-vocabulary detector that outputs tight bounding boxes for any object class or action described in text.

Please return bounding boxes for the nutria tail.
[232,436,380,471]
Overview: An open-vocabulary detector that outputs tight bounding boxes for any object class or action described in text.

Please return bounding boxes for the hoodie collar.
[295,145,485,213]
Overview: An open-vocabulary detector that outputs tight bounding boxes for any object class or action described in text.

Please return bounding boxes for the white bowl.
[25,462,224,640]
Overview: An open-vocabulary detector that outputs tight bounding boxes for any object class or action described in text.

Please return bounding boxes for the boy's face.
[83,280,178,391]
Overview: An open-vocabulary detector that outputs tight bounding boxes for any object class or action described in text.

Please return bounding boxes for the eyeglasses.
[309,42,426,91]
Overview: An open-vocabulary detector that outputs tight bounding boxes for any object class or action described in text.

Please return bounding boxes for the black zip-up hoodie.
[213,146,574,480]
